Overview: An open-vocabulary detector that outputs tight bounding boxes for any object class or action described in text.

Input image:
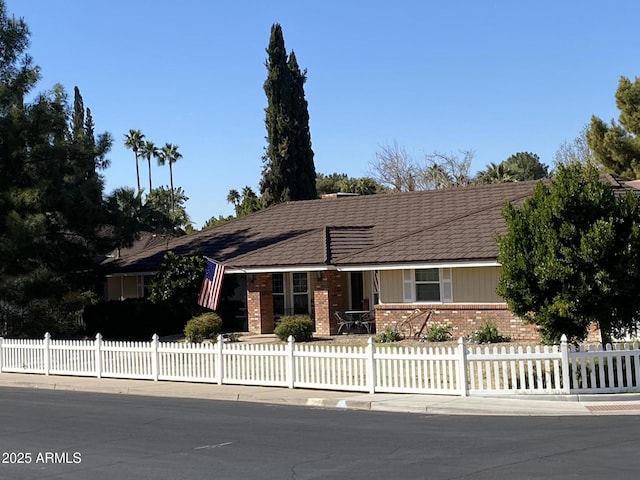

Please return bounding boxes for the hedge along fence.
[2,334,640,396]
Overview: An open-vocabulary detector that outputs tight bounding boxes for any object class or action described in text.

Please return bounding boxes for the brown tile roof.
[102,181,540,273]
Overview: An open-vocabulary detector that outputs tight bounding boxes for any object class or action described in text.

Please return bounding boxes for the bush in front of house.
[184,312,223,343]
[273,316,314,342]
[424,324,452,342]
[375,327,403,343]
[470,320,510,344]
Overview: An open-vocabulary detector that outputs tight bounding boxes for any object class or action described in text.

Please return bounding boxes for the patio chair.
[335,311,355,334]
[355,311,375,334]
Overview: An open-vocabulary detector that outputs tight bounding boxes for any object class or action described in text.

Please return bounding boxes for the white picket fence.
[1,333,640,396]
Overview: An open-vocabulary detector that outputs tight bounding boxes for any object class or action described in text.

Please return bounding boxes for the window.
[415,269,440,302]
[402,268,453,303]
[272,272,310,316]
[137,275,153,298]
[292,272,309,314]
[272,273,285,315]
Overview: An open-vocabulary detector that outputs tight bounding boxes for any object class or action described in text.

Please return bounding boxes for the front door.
[350,272,364,310]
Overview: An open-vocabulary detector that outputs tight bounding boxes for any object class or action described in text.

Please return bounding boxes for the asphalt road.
[0,387,639,480]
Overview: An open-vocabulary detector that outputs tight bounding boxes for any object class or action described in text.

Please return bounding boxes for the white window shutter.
[403,270,414,302]
[440,268,452,303]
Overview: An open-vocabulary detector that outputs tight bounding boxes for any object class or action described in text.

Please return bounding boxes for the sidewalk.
[2,372,640,416]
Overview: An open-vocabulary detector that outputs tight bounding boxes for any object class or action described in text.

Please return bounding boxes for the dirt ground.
[161,332,538,349]
[234,332,533,349]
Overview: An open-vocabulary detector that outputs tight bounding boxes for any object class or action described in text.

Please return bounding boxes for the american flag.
[373,270,380,295]
[197,258,226,311]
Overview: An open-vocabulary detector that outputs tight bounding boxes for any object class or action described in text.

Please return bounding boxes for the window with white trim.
[272,273,285,315]
[292,272,309,314]
[272,272,310,316]
[415,269,440,301]
[402,268,453,303]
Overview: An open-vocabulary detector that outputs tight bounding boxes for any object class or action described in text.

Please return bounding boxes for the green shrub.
[375,327,403,343]
[470,320,509,344]
[184,312,223,343]
[424,324,452,342]
[273,316,314,342]
[224,332,242,343]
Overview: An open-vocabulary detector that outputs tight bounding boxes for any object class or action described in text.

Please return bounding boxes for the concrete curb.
[2,373,640,416]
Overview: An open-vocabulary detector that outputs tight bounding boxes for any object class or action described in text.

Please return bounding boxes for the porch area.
[245,271,376,336]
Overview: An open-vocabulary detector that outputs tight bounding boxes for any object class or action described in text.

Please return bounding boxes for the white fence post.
[457,337,468,397]
[287,335,295,389]
[95,333,102,378]
[216,334,224,385]
[0,336,3,373]
[367,337,376,394]
[44,332,51,376]
[151,334,159,381]
[560,334,570,394]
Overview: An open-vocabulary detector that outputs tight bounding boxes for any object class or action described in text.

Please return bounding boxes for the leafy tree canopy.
[502,152,548,181]
[145,186,192,233]
[202,214,235,229]
[497,162,640,344]
[475,152,548,185]
[316,172,385,196]
[149,252,206,318]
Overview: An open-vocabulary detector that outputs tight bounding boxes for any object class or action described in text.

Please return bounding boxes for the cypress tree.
[286,51,316,200]
[72,85,84,141]
[260,24,317,206]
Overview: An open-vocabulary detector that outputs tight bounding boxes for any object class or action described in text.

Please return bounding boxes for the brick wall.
[313,270,346,335]
[246,273,274,334]
[375,303,540,342]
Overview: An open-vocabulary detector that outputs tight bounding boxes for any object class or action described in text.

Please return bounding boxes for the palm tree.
[124,129,145,194]
[226,189,241,215]
[425,164,453,189]
[475,162,517,185]
[139,140,159,193]
[157,143,183,212]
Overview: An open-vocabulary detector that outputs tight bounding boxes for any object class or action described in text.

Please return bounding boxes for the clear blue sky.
[6,0,639,228]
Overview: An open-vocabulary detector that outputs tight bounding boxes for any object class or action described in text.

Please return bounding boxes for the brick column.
[313,270,346,335]
[246,273,274,334]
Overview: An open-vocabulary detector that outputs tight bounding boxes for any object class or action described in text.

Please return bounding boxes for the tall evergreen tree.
[260,24,317,206]
[71,85,85,141]
[588,76,640,179]
[0,1,114,335]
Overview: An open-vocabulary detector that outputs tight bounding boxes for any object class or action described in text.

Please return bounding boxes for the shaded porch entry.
[246,271,375,336]
[349,271,369,312]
